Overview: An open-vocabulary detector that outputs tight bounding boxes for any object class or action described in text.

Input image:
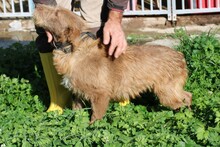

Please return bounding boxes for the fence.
[0,0,220,22]
[171,0,220,21]
[123,0,220,21]
[0,0,34,17]
[124,0,172,20]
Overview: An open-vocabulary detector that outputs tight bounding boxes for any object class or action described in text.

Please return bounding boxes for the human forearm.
[103,4,128,58]
[106,0,128,24]
[108,9,123,23]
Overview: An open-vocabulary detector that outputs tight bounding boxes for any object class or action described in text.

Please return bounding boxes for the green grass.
[0,29,219,146]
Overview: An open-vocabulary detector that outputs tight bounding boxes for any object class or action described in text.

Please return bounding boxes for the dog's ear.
[58,8,83,39]
[64,27,73,37]
[64,27,80,42]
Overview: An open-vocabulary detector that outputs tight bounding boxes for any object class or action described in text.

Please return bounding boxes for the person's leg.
[56,0,72,10]
[34,1,73,113]
[39,52,72,113]
[80,0,103,28]
[80,0,109,36]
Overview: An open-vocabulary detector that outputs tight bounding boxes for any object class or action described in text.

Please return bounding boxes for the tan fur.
[33,5,192,123]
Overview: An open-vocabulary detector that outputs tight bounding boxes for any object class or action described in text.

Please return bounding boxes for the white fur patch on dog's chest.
[61,76,72,90]
[61,76,87,99]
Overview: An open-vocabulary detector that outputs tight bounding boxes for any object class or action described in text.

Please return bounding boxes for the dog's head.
[33,4,85,44]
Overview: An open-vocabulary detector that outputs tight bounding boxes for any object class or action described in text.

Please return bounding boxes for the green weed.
[0,29,219,146]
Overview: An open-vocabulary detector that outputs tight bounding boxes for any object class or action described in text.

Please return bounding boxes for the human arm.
[104,0,129,58]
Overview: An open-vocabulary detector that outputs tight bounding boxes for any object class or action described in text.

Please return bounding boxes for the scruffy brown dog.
[33,5,192,123]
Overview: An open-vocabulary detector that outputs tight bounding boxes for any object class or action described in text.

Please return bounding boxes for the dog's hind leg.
[182,91,192,109]
[154,81,191,110]
[156,90,184,110]
[72,97,84,110]
[89,93,110,124]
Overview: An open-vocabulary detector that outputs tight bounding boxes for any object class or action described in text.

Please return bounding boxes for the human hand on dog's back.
[103,10,127,58]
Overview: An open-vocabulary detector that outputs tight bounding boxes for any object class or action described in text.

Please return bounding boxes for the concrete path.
[0,17,220,48]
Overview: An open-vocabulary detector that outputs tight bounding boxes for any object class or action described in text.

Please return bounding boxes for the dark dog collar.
[80,32,97,40]
[53,41,72,53]
[52,32,96,53]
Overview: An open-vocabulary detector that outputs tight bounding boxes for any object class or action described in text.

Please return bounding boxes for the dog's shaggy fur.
[33,5,192,123]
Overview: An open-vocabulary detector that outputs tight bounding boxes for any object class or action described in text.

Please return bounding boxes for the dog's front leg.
[72,97,84,110]
[90,94,110,124]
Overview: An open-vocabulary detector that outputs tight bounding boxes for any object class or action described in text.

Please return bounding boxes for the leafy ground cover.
[0,29,219,146]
